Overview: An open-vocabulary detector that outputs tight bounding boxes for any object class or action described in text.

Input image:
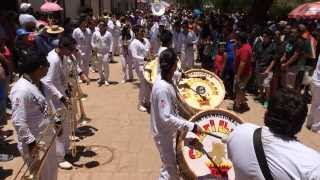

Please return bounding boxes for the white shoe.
[58,161,73,170]
[121,80,126,84]
[138,105,147,112]
[70,135,80,141]
[104,81,110,86]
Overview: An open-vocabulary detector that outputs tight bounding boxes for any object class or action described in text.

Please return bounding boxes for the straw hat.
[46,25,64,34]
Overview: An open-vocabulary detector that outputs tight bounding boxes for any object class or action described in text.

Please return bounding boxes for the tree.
[248,0,274,24]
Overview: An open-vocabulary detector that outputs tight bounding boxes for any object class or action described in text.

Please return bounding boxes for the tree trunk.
[248,0,274,24]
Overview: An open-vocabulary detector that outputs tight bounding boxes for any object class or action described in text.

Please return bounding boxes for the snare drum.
[176,110,242,180]
[176,69,225,118]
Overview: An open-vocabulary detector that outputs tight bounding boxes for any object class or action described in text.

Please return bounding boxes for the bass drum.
[176,69,225,119]
[143,58,158,85]
[143,58,182,85]
[176,109,242,180]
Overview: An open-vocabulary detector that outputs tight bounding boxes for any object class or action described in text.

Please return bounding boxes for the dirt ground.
[1,57,319,180]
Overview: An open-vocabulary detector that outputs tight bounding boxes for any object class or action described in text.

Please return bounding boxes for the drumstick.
[192,138,226,177]
[181,84,208,100]
[203,149,227,177]
[204,132,223,139]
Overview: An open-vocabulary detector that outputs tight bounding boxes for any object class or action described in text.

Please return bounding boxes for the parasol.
[289,2,320,19]
[40,0,63,13]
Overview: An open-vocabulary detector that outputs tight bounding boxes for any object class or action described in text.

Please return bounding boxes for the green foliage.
[202,0,320,17]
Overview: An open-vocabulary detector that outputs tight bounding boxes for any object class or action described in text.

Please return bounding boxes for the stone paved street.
[1,56,320,180]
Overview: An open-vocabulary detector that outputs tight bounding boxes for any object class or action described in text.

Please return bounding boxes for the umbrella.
[40,0,63,13]
[289,2,320,19]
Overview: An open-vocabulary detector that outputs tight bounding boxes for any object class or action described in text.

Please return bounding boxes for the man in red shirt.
[233,32,252,112]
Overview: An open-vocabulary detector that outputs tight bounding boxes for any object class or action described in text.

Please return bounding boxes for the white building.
[17,0,136,18]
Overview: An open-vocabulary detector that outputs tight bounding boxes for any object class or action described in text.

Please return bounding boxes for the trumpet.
[14,108,66,180]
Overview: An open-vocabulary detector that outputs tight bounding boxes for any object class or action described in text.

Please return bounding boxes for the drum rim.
[176,109,243,179]
[176,69,226,115]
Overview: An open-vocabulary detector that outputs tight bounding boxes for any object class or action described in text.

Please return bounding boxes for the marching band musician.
[180,20,198,71]
[150,48,205,180]
[91,20,113,86]
[10,49,58,180]
[107,16,116,63]
[155,30,173,76]
[112,16,122,56]
[129,25,151,112]
[42,36,74,170]
[150,19,160,55]
[150,19,166,56]
[72,15,92,79]
[119,24,134,83]
[172,21,183,55]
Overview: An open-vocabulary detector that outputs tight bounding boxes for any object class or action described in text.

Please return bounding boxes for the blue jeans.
[0,80,7,125]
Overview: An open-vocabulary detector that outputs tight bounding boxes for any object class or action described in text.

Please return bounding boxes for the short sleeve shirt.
[235,43,252,78]
[227,123,320,180]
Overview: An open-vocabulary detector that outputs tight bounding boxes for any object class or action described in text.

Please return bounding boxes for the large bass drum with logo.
[176,109,242,180]
[176,69,225,118]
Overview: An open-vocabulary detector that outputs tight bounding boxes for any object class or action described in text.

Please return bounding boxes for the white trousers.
[97,53,110,82]
[181,48,194,71]
[20,131,58,180]
[56,111,70,162]
[80,50,91,77]
[307,83,320,131]
[113,36,120,55]
[154,135,179,180]
[134,62,151,106]
[120,53,134,81]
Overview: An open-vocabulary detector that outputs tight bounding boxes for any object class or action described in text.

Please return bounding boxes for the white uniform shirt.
[150,77,194,138]
[108,20,115,33]
[91,30,113,54]
[72,27,92,53]
[10,78,54,152]
[114,20,121,37]
[312,55,320,86]
[227,123,320,180]
[129,38,150,66]
[42,50,68,108]
[150,22,161,54]
[181,31,198,53]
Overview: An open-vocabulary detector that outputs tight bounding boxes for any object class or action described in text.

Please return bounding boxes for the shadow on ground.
[75,125,98,140]
[66,145,115,169]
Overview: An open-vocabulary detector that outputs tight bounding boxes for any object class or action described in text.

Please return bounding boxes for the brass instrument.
[151,0,166,16]
[14,108,66,180]
[69,55,90,124]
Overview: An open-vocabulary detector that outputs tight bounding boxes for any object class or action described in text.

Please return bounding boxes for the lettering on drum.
[178,110,241,179]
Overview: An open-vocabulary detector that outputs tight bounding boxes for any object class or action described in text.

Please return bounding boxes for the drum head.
[144,58,182,85]
[177,69,225,114]
[143,59,158,84]
[177,110,242,180]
